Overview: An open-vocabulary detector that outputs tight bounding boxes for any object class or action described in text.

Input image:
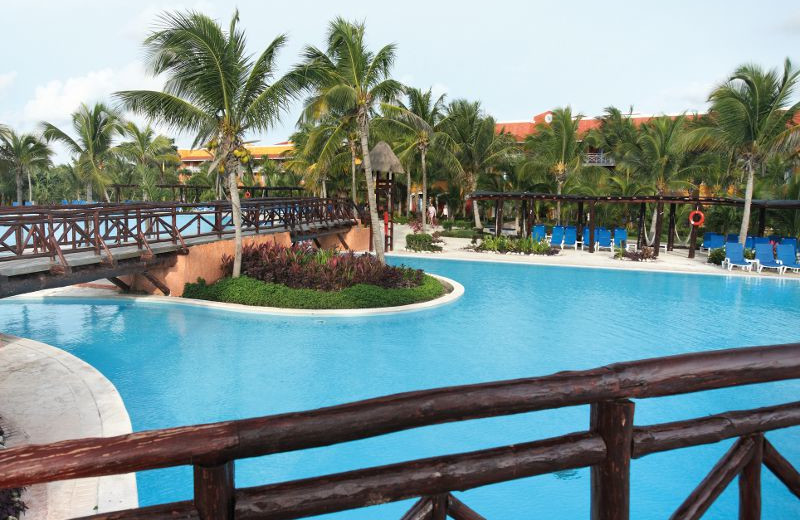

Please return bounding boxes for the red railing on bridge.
[0,343,798,519]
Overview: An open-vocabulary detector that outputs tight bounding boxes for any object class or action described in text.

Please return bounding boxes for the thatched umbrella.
[368,141,404,174]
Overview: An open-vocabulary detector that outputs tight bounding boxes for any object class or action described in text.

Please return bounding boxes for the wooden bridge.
[0,343,798,519]
[0,197,362,298]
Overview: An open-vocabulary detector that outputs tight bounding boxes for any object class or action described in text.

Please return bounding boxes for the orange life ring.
[244,191,252,199]
[689,210,705,227]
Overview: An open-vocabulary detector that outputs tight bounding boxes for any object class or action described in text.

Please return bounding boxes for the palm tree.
[380,87,456,232]
[117,122,180,200]
[0,129,53,204]
[694,59,800,244]
[522,107,585,225]
[41,103,121,201]
[298,17,404,264]
[115,10,301,277]
[442,99,517,229]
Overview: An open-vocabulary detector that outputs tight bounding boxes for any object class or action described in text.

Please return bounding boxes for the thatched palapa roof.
[367,141,404,174]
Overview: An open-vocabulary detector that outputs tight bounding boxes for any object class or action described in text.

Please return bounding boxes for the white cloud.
[0,71,17,92]
[651,81,714,114]
[22,62,163,124]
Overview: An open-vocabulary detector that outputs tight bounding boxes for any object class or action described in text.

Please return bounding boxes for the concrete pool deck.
[0,335,137,519]
[389,224,800,281]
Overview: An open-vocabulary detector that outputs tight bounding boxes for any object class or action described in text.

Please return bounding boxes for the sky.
[1,0,799,161]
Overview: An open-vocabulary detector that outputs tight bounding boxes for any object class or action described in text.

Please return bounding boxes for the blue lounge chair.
[701,233,725,252]
[563,227,577,249]
[745,236,755,249]
[596,228,613,251]
[723,243,752,271]
[776,244,800,273]
[613,228,628,248]
[581,228,592,250]
[726,234,739,243]
[11,201,20,207]
[550,226,564,248]
[61,199,69,205]
[532,224,546,241]
[781,237,797,249]
[753,243,784,274]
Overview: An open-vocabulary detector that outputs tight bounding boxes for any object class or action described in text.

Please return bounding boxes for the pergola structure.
[468,191,800,257]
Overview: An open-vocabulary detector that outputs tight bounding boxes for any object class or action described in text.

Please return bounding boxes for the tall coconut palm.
[443,99,517,229]
[693,59,800,244]
[522,107,585,225]
[619,115,712,245]
[115,10,301,277]
[41,103,122,201]
[0,129,53,204]
[380,87,456,232]
[117,122,180,200]
[298,17,404,264]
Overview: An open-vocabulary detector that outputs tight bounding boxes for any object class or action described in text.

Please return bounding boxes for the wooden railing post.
[739,433,763,520]
[591,399,635,520]
[193,460,234,520]
[430,493,448,520]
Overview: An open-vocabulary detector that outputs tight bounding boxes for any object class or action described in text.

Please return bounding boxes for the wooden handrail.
[1,343,799,492]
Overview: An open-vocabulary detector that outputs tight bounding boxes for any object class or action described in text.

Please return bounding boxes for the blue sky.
[1,0,798,159]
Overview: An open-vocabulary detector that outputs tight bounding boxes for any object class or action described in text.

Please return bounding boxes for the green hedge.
[183,275,445,309]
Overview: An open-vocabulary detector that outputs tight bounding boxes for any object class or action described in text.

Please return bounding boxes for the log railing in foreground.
[1,344,800,519]
[0,197,361,264]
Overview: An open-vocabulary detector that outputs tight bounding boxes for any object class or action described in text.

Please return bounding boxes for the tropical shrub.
[615,246,655,261]
[707,247,726,265]
[183,275,444,309]
[406,233,443,252]
[442,220,454,231]
[393,215,410,225]
[220,243,423,290]
[478,236,558,255]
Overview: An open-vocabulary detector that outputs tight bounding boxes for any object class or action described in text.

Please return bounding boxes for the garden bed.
[183,274,445,309]
[182,243,447,309]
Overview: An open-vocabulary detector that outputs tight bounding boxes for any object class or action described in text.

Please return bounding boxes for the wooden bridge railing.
[0,197,362,265]
[0,344,799,519]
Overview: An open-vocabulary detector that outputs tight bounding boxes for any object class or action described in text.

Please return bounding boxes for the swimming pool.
[1,258,799,518]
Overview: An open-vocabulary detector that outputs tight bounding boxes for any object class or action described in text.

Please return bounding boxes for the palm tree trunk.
[15,169,23,204]
[406,171,412,217]
[321,177,327,198]
[421,147,428,233]
[471,175,482,229]
[556,182,563,225]
[349,139,357,204]
[86,181,93,202]
[358,109,385,264]
[27,170,33,204]
[739,159,755,245]
[226,150,244,278]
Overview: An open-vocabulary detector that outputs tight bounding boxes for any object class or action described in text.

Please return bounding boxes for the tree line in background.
[1,10,799,268]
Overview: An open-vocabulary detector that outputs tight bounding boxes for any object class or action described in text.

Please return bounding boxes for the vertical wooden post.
[653,201,664,257]
[430,494,448,520]
[757,206,766,237]
[739,433,763,520]
[667,203,676,251]
[636,202,646,250]
[589,201,596,253]
[494,200,502,237]
[688,203,700,259]
[591,399,635,520]
[577,201,584,238]
[194,461,235,520]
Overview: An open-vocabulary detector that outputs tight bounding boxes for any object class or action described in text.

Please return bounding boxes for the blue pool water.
[1,257,799,519]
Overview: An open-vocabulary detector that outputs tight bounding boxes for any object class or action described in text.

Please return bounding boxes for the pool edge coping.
[0,333,138,517]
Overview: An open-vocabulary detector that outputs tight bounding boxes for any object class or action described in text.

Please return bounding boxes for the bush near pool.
[183,274,445,309]
[406,233,443,252]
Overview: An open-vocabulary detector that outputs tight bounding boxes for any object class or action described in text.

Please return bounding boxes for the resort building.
[178,141,294,172]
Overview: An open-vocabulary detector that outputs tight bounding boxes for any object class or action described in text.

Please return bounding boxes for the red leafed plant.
[221,243,423,291]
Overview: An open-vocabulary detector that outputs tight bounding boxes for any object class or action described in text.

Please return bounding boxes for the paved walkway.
[0,335,137,519]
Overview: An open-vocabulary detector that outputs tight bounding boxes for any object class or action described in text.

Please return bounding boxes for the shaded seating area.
[468,191,800,261]
[753,244,785,274]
